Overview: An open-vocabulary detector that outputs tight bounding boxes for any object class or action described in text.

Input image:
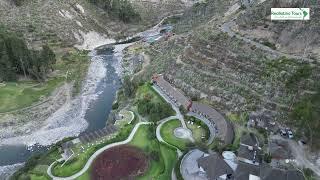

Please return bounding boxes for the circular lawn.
[91,145,148,180]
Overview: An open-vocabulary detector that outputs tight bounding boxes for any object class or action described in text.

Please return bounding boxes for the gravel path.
[271,135,320,176]
[220,21,314,63]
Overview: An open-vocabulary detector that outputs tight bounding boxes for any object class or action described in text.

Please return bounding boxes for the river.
[0,43,130,177]
[0,17,171,178]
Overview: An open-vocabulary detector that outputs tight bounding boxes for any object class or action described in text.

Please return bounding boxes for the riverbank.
[0,12,182,178]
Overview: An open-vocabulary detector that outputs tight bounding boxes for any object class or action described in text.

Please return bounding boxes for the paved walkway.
[47,122,151,180]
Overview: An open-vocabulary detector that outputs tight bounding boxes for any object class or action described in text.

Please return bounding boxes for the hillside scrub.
[136,83,175,122]
[291,86,320,149]
[87,0,140,23]
[0,26,56,82]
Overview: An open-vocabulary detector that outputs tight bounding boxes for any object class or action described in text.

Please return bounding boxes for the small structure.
[235,162,304,180]
[152,74,191,109]
[234,162,260,180]
[269,139,293,160]
[78,125,118,144]
[238,133,262,166]
[197,152,234,180]
[248,113,279,133]
[180,149,208,179]
[260,164,304,180]
[60,141,75,161]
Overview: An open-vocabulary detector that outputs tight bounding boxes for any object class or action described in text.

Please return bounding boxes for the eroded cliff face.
[0,0,193,49]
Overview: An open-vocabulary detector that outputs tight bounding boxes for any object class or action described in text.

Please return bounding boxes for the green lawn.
[0,78,64,112]
[11,146,61,180]
[52,148,93,177]
[185,116,210,143]
[135,83,175,121]
[0,49,89,113]
[160,119,190,151]
[76,168,91,180]
[129,124,178,180]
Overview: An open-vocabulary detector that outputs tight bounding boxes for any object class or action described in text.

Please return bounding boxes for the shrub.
[264,153,272,163]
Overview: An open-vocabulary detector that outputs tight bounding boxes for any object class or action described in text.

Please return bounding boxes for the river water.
[0,20,168,178]
[0,45,124,169]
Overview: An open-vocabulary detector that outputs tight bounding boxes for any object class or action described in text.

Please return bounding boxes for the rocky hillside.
[132,0,320,147]
[0,0,191,49]
[235,0,320,59]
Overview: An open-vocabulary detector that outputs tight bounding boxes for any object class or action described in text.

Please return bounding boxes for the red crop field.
[91,145,149,180]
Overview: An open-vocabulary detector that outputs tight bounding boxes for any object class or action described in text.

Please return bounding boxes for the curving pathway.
[156,117,184,180]
[156,117,184,157]
[47,122,151,180]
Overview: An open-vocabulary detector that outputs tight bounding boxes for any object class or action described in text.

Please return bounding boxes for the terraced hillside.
[235,0,320,59]
[133,0,320,146]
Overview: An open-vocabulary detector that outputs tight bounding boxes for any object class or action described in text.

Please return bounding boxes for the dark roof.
[153,74,190,108]
[234,162,260,180]
[238,145,262,164]
[259,164,304,180]
[191,102,234,144]
[197,153,233,180]
[286,170,305,180]
[234,163,304,180]
[240,133,259,147]
[260,164,287,180]
[269,139,292,159]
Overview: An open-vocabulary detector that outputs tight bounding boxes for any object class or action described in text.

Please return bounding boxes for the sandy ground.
[0,52,107,147]
[74,31,116,50]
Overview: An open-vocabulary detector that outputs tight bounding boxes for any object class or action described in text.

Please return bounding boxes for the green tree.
[123,75,135,97]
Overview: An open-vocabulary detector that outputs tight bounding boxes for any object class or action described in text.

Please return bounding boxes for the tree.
[0,26,57,82]
[123,75,135,97]
[41,44,56,70]
[291,85,320,148]
[88,0,140,22]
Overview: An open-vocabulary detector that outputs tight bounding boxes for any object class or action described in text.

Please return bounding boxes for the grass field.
[129,124,178,180]
[0,49,89,113]
[135,83,175,118]
[185,116,210,143]
[160,119,190,151]
[76,169,91,180]
[0,78,64,113]
[136,83,173,107]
